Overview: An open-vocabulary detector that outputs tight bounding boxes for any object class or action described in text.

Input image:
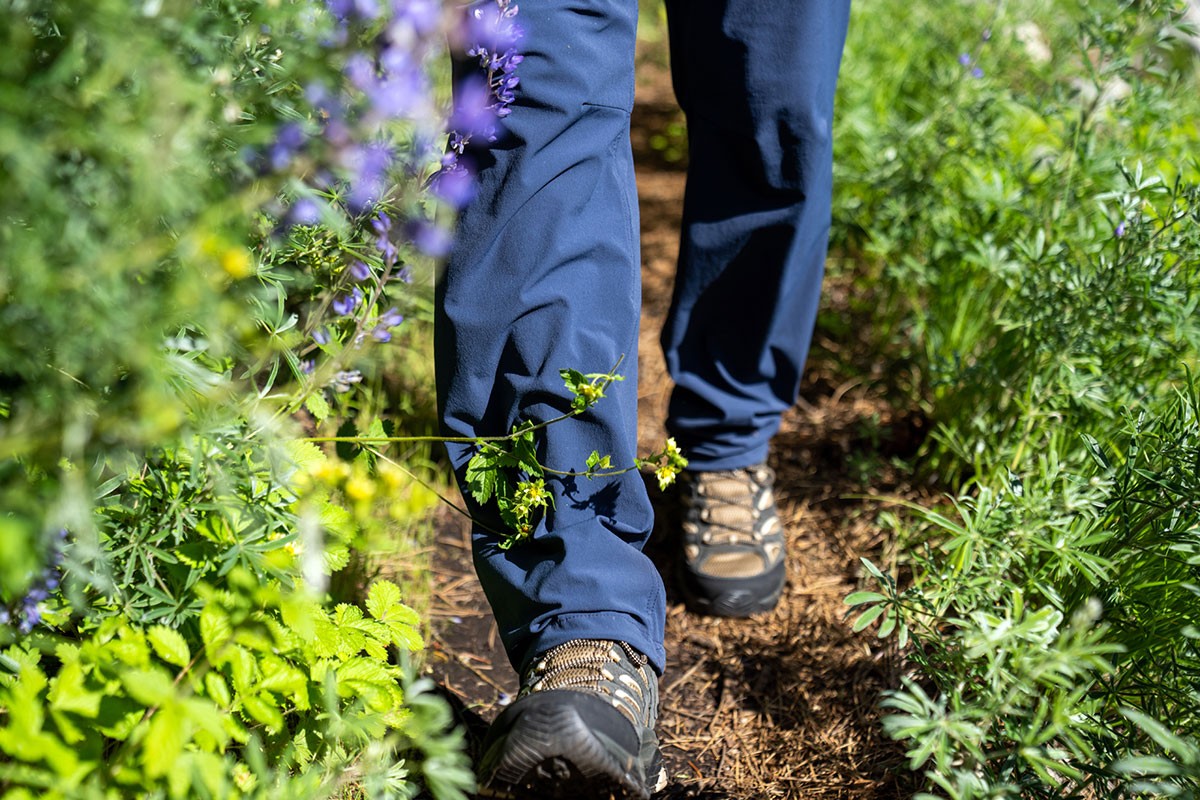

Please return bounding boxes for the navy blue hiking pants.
[436,0,850,676]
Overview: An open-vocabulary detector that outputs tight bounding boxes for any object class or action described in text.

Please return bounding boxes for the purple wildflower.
[972,66,984,79]
[392,0,440,34]
[430,162,475,208]
[327,0,381,21]
[349,261,372,281]
[410,220,453,257]
[268,123,307,171]
[313,326,331,345]
[301,359,316,375]
[378,306,404,327]
[372,326,393,342]
[958,52,972,66]
[287,198,322,227]
[1115,221,1127,237]
[331,287,364,316]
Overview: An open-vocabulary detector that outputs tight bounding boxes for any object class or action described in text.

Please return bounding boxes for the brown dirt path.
[422,56,926,800]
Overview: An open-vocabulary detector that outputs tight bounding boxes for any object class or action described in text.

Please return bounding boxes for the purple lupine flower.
[345,53,377,91]
[287,198,322,226]
[378,306,404,328]
[392,0,440,34]
[313,326,331,345]
[372,326,393,342]
[345,142,393,211]
[396,265,414,284]
[450,76,497,140]
[268,123,307,171]
[301,359,316,375]
[410,220,453,257]
[430,162,475,208]
[349,260,372,281]
[958,52,972,66]
[1115,221,1127,237]
[327,0,381,21]
[331,287,363,315]
[972,66,984,79]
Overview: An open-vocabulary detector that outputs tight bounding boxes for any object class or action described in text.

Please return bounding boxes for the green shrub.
[836,0,1200,796]
[1,0,474,796]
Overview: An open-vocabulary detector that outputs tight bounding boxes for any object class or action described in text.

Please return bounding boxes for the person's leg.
[660,0,851,617]
[438,0,664,679]
[661,0,852,471]
[438,4,667,794]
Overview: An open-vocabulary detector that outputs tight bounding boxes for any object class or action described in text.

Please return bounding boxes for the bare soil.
[422,56,930,800]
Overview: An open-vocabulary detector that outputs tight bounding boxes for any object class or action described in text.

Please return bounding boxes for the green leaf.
[386,622,423,652]
[465,448,500,505]
[320,502,357,541]
[586,450,600,471]
[241,693,284,732]
[204,672,232,708]
[560,368,586,393]
[200,605,231,651]
[305,392,332,422]
[143,702,186,778]
[844,591,887,606]
[122,668,175,707]
[877,611,897,638]
[148,625,191,668]
[852,604,886,632]
[860,557,886,581]
[285,439,326,475]
[48,660,102,718]
[367,581,402,620]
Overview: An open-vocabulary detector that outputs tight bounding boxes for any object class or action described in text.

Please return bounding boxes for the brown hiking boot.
[675,462,786,616]
[476,639,667,799]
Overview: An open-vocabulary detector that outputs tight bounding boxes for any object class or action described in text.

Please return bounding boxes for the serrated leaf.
[387,622,423,652]
[322,544,350,573]
[357,418,387,466]
[285,440,326,474]
[465,449,499,505]
[241,693,284,732]
[200,605,231,651]
[844,591,886,606]
[148,625,191,668]
[304,392,332,422]
[367,581,402,620]
[48,661,102,718]
[319,502,356,541]
[204,673,232,708]
[560,368,586,392]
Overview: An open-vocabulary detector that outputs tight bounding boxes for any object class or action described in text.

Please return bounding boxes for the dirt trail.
[423,61,925,800]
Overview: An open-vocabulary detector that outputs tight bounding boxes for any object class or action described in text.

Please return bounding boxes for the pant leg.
[436,0,666,675]
[661,0,851,471]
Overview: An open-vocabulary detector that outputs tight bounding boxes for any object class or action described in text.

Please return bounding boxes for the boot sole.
[677,558,786,618]
[476,691,666,799]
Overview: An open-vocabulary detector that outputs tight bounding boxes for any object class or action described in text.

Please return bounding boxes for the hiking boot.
[675,462,786,617]
[476,639,667,799]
